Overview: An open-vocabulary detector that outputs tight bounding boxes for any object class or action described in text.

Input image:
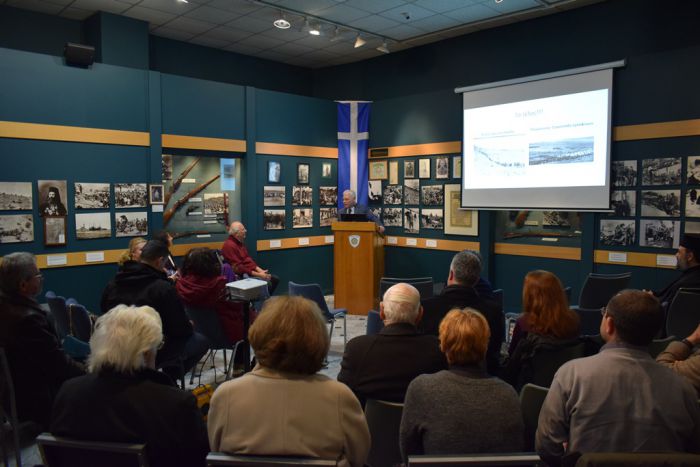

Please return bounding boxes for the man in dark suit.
[653,233,700,307]
[421,250,504,375]
[338,283,447,405]
[339,189,385,233]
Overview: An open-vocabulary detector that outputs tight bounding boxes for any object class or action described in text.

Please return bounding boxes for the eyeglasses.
[34,273,44,280]
[600,306,607,317]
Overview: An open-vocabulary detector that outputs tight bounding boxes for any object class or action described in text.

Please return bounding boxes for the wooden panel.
[494,243,581,260]
[386,236,479,252]
[370,141,461,158]
[255,142,337,158]
[594,250,676,269]
[162,134,246,152]
[334,229,382,315]
[0,121,149,146]
[613,119,700,141]
[256,235,333,251]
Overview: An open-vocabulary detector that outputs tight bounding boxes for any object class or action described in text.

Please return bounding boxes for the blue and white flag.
[337,101,371,208]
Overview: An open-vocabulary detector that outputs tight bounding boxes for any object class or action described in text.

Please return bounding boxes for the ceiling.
[3,0,603,68]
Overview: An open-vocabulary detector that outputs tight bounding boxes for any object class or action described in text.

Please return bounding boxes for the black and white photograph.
[687,156,700,185]
[421,185,444,206]
[404,179,419,205]
[453,156,462,179]
[642,157,682,185]
[542,211,572,227]
[0,182,32,210]
[404,161,415,179]
[529,136,594,165]
[319,186,337,206]
[641,190,680,217]
[609,190,636,217]
[263,186,286,207]
[639,219,680,248]
[292,208,313,228]
[75,212,111,239]
[436,157,449,179]
[320,207,337,227]
[149,184,164,205]
[74,182,110,209]
[0,214,33,243]
[38,180,68,217]
[268,161,281,183]
[161,154,173,181]
[383,208,403,227]
[686,221,700,234]
[263,209,285,230]
[369,207,382,222]
[404,207,420,234]
[115,211,148,237]
[368,180,382,203]
[419,159,431,178]
[292,185,312,205]
[204,193,226,215]
[297,163,310,184]
[322,163,332,179]
[383,185,403,205]
[389,161,399,185]
[115,183,147,208]
[44,216,66,246]
[611,160,637,187]
[599,220,635,246]
[421,208,444,229]
[686,188,700,217]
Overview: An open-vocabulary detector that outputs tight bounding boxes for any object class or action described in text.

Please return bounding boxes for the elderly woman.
[208,296,370,467]
[400,307,524,460]
[50,305,209,467]
[117,236,146,267]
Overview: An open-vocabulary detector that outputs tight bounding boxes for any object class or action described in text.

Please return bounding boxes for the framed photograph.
[444,184,478,236]
[642,157,681,185]
[383,185,403,205]
[421,185,444,205]
[115,183,147,208]
[115,211,148,237]
[204,193,226,216]
[419,159,431,179]
[369,207,382,223]
[383,208,403,227]
[369,160,388,180]
[263,186,286,207]
[268,161,281,183]
[600,220,635,246]
[75,182,110,209]
[404,207,420,234]
[297,163,310,184]
[686,188,700,217]
[611,160,638,187]
[319,186,338,206]
[320,207,338,227]
[75,212,111,239]
[404,179,419,205]
[639,219,680,248]
[687,156,700,185]
[44,216,66,246]
[0,214,34,243]
[292,185,312,205]
[263,209,285,230]
[368,180,382,203]
[322,163,332,179]
[404,161,415,179]
[686,220,700,234]
[292,208,313,228]
[0,182,32,210]
[608,190,636,217]
[38,180,68,217]
[641,190,680,217]
[421,209,444,229]
[161,154,173,181]
[435,157,449,179]
[389,161,399,185]
[452,156,462,179]
[149,184,164,205]
[542,211,572,227]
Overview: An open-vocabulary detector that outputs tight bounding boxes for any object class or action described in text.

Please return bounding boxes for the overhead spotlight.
[177,0,188,3]
[329,26,341,42]
[495,0,503,3]
[273,10,290,29]
[309,21,321,36]
[376,40,389,54]
[354,33,366,48]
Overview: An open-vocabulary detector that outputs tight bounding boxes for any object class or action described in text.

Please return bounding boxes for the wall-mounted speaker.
[64,42,95,67]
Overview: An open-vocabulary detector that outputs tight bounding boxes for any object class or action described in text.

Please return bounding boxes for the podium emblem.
[348,235,361,248]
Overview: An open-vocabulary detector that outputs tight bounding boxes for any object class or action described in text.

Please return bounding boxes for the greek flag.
[337,101,371,207]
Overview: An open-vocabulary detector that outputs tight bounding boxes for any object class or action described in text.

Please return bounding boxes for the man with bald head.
[222,220,279,295]
[338,283,447,405]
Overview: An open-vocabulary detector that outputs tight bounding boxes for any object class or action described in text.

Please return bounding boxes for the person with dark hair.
[39,186,67,217]
[536,290,700,465]
[153,230,179,281]
[653,233,700,307]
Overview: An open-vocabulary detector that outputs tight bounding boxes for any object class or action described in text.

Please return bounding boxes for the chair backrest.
[364,399,404,467]
[408,453,542,466]
[36,433,149,467]
[666,288,700,338]
[185,305,230,349]
[492,289,504,309]
[0,347,18,429]
[207,453,337,466]
[379,278,434,300]
[572,451,700,467]
[366,310,384,336]
[519,383,549,451]
[45,291,70,340]
[527,340,586,389]
[573,307,603,336]
[577,273,631,309]
[648,335,676,358]
[288,282,331,317]
[67,303,92,342]
[564,286,572,304]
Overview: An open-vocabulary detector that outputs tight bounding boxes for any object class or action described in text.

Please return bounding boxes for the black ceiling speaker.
[64,42,95,67]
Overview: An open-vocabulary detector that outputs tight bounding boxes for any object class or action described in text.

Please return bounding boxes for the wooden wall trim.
[0,121,149,146]
[594,249,676,269]
[255,142,337,158]
[257,235,334,251]
[495,243,581,260]
[162,134,246,152]
[370,141,461,158]
[613,119,700,141]
[385,236,479,252]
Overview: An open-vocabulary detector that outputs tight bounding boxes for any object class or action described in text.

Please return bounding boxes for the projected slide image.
[608,190,636,217]
[473,142,526,178]
[612,160,638,187]
[642,158,681,186]
[641,190,680,217]
[600,220,635,247]
[528,136,594,166]
[639,219,680,249]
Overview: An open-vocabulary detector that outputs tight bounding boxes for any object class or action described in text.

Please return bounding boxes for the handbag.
[191,384,214,421]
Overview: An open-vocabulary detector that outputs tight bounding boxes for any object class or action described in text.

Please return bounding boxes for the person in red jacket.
[221,221,279,295]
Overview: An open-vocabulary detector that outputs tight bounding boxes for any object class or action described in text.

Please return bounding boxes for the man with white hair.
[339,189,385,233]
[338,283,447,405]
[222,220,279,294]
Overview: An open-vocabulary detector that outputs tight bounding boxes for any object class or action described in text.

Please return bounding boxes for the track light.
[309,21,321,36]
[376,40,389,54]
[273,10,290,29]
[354,33,366,48]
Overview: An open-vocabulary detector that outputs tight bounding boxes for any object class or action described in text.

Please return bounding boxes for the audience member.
[208,296,370,467]
[536,290,700,465]
[400,308,524,461]
[338,283,447,405]
[420,250,503,374]
[222,221,279,295]
[50,305,209,467]
[153,230,179,281]
[656,323,700,396]
[100,240,208,374]
[0,252,84,429]
[653,233,700,307]
[117,237,146,267]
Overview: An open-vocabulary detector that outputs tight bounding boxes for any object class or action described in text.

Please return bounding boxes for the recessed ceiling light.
[177,0,188,3]
[354,34,366,48]
[273,11,290,30]
[309,22,321,36]
[376,40,389,54]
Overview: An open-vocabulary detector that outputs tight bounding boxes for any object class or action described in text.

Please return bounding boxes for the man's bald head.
[381,283,422,325]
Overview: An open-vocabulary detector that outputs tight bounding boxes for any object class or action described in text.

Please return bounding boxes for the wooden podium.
[332,221,384,315]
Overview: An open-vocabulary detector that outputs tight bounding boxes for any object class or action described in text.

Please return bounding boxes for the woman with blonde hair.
[208,296,370,467]
[400,308,523,460]
[117,237,146,266]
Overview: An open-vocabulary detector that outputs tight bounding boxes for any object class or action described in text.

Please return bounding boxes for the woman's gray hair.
[88,305,163,374]
[0,252,37,294]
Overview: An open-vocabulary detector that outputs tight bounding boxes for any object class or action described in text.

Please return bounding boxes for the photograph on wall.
[44,216,66,246]
[263,209,285,230]
[368,180,382,203]
[421,208,444,229]
[370,207,382,223]
[204,193,226,216]
[686,221,700,234]
[436,157,449,179]
[263,186,286,207]
[320,207,337,227]
[115,211,148,237]
[452,156,462,179]
[444,184,478,236]
[75,212,111,240]
[292,185,312,205]
[639,219,680,248]
[640,190,680,217]
[292,208,313,228]
[369,160,388,180]
[421,185,444,205]
[322,163,332,179]
[599,220,635,246]
[641,157,681,185]
[149,184,164,205]
[686,188,700,217]
[74,182,110,209]
[268,161,281,183]
[0,182,32,210]
[319,186,337,206]
[297,163,310,184]
[37,180,68,217]
[404,179,419,205]
[161,154,173,181]
[383,185,403,205]
[389,161,399,185]
[404,208,420,234]
[0,214,34,243]
[608,190,636,217]
[542,211,572,228]
[383,208,403,227]
[418,159,431,179]
[611,160,637,187]
[404,161,415,179]
[115,183,147,208]
[687,156,700,185]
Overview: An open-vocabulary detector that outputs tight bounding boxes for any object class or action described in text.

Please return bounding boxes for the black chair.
[666,288,700,339]
[366,309,384,336]
[45,291,73,340]
[364,399,404,467]
[206,453,337,466]
[648,335,676,358]
[288,282,347,345]
[567,451,700,467]
[1,348,22,467]
[408,453,542,466]
[519,383,549,451]
[66,302,92,342]
[572,307,602,336]
[379,277,434,300]
[528,340,586,389]
[36,433,149,467]
[575,273,631,309]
